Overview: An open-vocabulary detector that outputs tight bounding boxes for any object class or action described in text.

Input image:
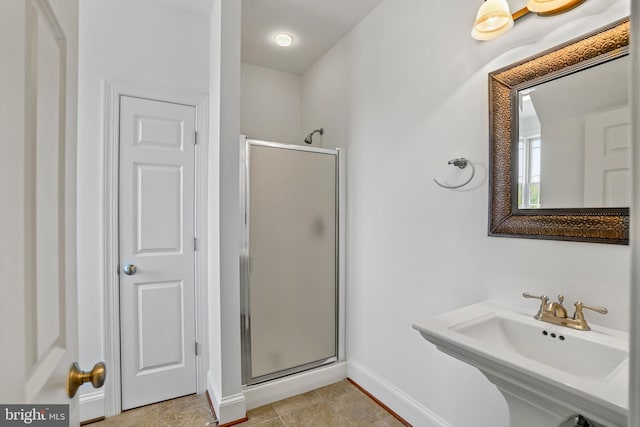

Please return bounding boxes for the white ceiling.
[241,0,385,75]
[150,0,534,76]
[156,0,384,75]
[157,0,212,15]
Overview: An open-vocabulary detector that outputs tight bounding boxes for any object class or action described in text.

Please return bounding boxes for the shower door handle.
[241,254,251,331]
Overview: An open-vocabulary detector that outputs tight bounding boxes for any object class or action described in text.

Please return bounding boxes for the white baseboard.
[243,361,348,410]
[208,360,449,426]
[207,372,246,425]
[80,390,105,423]
[348,360,451,427]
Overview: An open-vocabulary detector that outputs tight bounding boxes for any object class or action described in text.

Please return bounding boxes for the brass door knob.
[66,362,106,398]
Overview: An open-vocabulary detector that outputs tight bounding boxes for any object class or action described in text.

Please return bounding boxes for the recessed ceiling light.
[274,33,294,47]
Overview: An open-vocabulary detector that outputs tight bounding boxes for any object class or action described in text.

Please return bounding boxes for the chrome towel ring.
[433,158,475,189]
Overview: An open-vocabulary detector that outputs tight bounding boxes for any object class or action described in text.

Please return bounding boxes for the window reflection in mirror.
[518,134,541,208]
[516,55,630,209]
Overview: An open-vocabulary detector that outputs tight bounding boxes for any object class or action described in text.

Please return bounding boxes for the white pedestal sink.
[413,301,628,426]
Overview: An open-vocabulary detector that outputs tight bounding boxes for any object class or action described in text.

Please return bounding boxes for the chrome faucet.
[522,292,608,331]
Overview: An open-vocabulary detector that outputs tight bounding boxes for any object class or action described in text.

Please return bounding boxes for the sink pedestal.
[438,345,615,426]
[484,373,586,427]
[501,392,564,427]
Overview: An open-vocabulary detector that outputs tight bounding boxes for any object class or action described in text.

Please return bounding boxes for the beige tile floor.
[88,380,408,427]
[88,393,215,427]
[237,380,407,427]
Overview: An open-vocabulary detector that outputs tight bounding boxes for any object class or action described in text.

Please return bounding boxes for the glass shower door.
[241,138,339,385]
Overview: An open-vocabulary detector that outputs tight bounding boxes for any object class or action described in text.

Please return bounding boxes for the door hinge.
[195,341,200,356]
[116,265,120,275]
[194,131,198,145]
[193,237,198,251]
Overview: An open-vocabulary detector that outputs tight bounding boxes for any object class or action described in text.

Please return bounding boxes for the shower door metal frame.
[239,136,345,386]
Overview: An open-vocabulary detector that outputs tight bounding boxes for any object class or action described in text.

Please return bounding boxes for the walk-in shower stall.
[240,137,343,386]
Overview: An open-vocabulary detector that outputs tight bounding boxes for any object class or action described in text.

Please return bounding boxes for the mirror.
[517,56,630,209]
[488,18,629,244]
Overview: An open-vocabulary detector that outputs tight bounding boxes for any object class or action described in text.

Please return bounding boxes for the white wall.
[302,1,630,425]
[302,47,349,149]
[241,63,302,145]
[77,0,210,419]
[208,0,245,424]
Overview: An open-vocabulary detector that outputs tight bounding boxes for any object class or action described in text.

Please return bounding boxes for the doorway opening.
[99,82,209,417]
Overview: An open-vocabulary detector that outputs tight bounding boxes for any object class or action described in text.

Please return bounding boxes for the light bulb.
[274,33,294,47]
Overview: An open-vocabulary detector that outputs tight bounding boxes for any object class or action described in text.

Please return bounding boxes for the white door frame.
[101,81,209,416]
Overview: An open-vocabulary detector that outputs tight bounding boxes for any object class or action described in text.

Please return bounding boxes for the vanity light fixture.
[472,0,587,41]
[527,0,586,14]
[274,33,294,47]
[471,0,514,41]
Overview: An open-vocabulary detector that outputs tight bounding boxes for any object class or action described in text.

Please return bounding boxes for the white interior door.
[119,96,197,410]
[584,106,631,207]
[0,0,89,424]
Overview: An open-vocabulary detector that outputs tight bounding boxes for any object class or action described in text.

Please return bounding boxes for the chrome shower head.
[304,128,324,144]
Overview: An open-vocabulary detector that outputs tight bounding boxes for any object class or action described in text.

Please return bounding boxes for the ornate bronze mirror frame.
[488,18,630,244]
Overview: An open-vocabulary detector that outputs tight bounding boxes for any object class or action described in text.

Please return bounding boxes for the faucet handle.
[522,292,549,320]
[575,302,608,315]
[522,292,548,301]
[572,301,608,331]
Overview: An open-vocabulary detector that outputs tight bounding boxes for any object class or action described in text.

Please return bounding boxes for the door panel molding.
[100,81,208,418]
[134,162,184,254]
[24,0,68,397]
[135,280,185,372]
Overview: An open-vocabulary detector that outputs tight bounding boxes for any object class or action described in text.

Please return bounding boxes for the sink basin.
[413,301,629,426]
[452,311,627,381]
